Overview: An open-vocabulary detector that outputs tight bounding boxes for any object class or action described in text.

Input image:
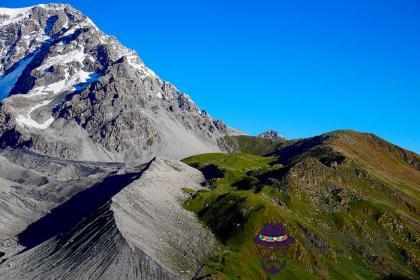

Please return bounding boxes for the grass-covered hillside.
[182,131,419,280]
[218,135,285,156]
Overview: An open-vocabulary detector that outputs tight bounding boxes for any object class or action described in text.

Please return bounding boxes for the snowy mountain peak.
[0,6,33,16]
[0,6,33,27]
[0,4,74,27]
[0,4,232,164]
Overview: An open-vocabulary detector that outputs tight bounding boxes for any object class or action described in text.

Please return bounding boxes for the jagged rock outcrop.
[258,129,286,141]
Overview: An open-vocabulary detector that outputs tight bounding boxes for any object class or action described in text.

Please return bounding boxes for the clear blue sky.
[2,0,420,153]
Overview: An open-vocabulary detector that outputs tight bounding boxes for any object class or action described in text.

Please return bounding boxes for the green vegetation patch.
[219,135,284,156]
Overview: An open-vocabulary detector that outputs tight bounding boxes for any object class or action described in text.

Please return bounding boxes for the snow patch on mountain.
[28,69,99,97]
[61,18,98,37]
[16,99,54,129]
[126,51,157,78]
[36,48,86,72]
[0,50,40,100]
[0,6,33,26]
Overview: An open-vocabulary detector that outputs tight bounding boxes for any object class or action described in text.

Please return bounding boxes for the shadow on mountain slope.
[18,161,151,250]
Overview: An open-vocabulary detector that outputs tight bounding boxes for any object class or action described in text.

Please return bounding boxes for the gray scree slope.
[0,152,215,279]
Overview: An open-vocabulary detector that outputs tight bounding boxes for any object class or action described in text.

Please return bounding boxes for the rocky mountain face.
[0,4,236,165]
[258,129,286,141]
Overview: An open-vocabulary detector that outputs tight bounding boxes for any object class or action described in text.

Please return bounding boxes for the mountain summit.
[258,129,286,141]
[0,4,235,165]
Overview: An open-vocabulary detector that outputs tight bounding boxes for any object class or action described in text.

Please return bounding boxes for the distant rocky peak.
[258,129,286,141]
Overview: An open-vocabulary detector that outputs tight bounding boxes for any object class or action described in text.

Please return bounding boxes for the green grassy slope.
[182,131,419,280]
[218,135,284,156]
